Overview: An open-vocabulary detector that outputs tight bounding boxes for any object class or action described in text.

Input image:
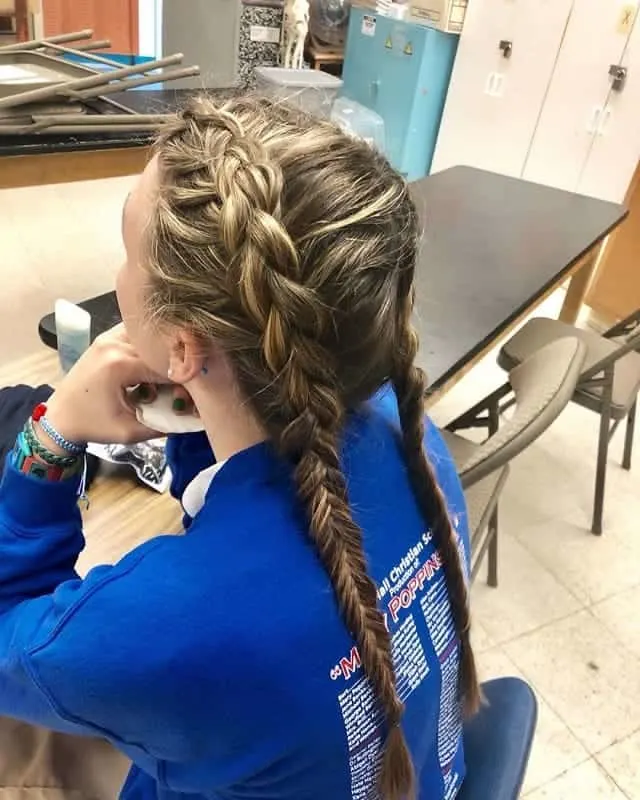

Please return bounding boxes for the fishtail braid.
[391,291,481,717]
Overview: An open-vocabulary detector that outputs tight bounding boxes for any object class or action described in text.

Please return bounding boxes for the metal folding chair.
[442,337,586,584]
[498,309,640,534]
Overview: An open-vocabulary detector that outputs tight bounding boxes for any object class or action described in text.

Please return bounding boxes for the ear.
[167,329,208,384]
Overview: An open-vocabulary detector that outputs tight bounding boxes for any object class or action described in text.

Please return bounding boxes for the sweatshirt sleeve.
[0,454,213,772]
[0,460,84,611]
[0,459,119,733]
[0,460,89,727]
[0,458,173,766]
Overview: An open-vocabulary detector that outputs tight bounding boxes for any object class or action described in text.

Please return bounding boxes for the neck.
[186,377,267,462]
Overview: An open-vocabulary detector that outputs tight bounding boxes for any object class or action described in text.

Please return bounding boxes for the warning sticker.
[385,35,393,49]
[618,4,637,34]
[361,14,376,36]
[404,41,413,56]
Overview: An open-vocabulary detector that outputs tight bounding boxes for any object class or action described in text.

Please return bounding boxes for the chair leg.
[623,400,636,471]
[487,508,498,588]
[592,409,611,536]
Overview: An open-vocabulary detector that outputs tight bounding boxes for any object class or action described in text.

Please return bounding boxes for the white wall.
[138,0,163,57]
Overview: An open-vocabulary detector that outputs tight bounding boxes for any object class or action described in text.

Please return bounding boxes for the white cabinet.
[522,0,632,195]
[432,0,640,203]
[432,0,573,177]
[577,11,640,202]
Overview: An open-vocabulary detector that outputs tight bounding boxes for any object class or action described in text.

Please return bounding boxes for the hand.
[131,383,197,417]
[43,325,166,446]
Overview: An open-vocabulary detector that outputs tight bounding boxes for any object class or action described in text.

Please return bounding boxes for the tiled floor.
[431,293,640,798]
[1,177,639,797]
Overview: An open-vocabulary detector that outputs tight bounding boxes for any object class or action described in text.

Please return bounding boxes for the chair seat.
[440,430,509,539]
[458,677,538,800]
[499,317,640,419]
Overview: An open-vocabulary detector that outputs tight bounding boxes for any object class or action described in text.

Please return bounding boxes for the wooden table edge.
[0,145,151,189]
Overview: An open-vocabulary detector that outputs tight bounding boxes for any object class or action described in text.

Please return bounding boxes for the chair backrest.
[458,676,538,800]
[460,337,586,487]
[580,325,640,383]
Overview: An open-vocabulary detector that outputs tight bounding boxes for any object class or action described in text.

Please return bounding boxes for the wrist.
[38,397,87,451]
[14,422,83,482]
[34,419,73,457]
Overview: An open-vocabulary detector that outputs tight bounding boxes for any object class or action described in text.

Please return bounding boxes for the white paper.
[361,14,377,36]
[249,25,280,43]
[136,386,205,435]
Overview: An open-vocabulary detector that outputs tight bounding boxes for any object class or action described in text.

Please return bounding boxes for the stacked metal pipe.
[0,29,200,135]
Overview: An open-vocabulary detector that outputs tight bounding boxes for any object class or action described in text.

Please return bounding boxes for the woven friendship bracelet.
[13,430,83,482]
[32,403,86,456]
[24,419,80,468]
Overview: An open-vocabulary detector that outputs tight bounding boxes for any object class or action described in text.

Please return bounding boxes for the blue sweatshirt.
[0,387,470,800]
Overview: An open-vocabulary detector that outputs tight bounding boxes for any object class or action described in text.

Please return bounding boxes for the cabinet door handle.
[609,64,627,91]
[598,107,612,136]
[587,106,602,134]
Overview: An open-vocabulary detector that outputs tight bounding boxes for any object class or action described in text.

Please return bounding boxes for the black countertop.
[38,167,628,392]
[0,88,237,157]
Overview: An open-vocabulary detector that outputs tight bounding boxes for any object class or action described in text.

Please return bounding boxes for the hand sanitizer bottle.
[55,299,91,373]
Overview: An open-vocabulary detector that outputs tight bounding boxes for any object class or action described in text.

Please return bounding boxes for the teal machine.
[341,9,459,180]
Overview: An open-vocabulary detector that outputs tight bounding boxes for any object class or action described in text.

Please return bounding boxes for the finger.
[131,383,158,405]
[171,386,193,415]
[119,417,164,443]
[111,353,169,391]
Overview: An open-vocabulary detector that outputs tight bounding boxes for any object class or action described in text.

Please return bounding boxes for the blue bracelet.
[38,415,86,456]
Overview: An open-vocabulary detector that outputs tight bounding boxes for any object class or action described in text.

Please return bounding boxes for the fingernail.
[172,398,187,413]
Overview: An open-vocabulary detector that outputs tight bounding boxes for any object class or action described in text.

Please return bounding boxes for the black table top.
[39,166,627,390]
[409,167,626,389]
[0,88,236,157]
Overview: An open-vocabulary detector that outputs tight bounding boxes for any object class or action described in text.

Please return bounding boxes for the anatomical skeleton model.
[281,0,310,70]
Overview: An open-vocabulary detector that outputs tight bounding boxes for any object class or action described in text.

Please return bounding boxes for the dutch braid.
[148,96,480,800]
[196,106,414,799]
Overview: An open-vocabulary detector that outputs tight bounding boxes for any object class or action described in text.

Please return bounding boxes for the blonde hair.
[147,95,479,800]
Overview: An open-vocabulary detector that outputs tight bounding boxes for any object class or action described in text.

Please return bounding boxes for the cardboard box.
[407,0,467,33]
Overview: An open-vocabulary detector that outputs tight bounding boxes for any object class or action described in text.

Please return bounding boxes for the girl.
[0,97,479,799]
